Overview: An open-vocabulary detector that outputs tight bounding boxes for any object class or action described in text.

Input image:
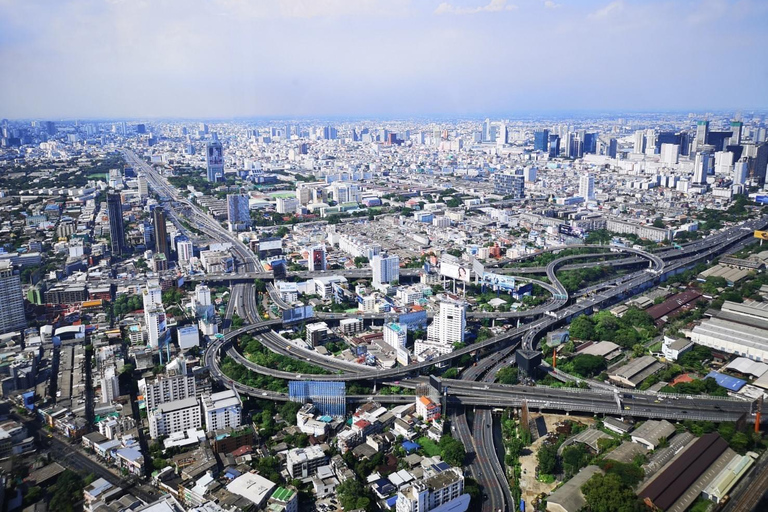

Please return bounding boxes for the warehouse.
[646,290,703,326]
[608,356,662,388]
[639,433,738,512]
[690,318,768,362]
[546,465,603,512]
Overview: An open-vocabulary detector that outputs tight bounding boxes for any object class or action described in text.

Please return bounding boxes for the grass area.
[649,341,662,352]
[538,474,556,483]
[417,437,441,457]
[269,191,297,199]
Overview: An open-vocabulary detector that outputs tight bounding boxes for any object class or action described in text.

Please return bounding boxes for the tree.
[253,279,267,293]
[562,444,589,478]
[537,443,558,474]
[582,473,643,512]
[569,315,596,340]
[439,435,466,467]
[632,344,646,358]
[497,366,519,385]
[443,368,459,379]
[571,354,606,378]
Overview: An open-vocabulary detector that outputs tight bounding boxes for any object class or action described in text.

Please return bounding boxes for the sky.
[0,0,767,119]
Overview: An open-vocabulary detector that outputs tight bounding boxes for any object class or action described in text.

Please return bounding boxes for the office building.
[633,130,645,154]
[607,137,617,158]
[288,381,346,417]
[206,141,224,182]
[148,397,201,439]
[491,173,524,199]
[177,325,200,350]
[384,322,407,349]
[396,468,466,512]
[286,445,327,479]
[729,121,743,146]
[548,134,560,158]
[143,281,163,310]
[372,253,400,290]
[195,284,212,306]
[660,143,679,165]
[693,150,713,185]
[153,206,169,258]
[694,120,709,152]
[226,194,251,231]
[533,129,549,152]
[0,261,26,334]
[276,196,299,214]
[579,174,595,201]
[140,373,197,411]
[733,158,749,185]
[145,306,169,350]
[201,389,242,432]
[427,297,467,347]
[100,365,119,404]
[107,193,125,256]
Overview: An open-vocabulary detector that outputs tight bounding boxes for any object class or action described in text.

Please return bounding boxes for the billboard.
[481,272,517,292]
[755,196,768,205]
[282,305,314,324]
[755,231,768,240]
[472,258,485,280]
[311,247,325,271]
[440,254,471,282]
[258,238,282,252]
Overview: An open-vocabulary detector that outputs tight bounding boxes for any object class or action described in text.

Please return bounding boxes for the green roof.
[272,487,295,502]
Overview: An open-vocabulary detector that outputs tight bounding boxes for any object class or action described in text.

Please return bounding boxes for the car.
[483,494,489,501]
[624,406,631,410]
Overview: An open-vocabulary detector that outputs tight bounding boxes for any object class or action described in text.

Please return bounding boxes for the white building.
[100,365,119,404]
[143,281,163,310]
[145,306,168,349]
[177,325,200,350]
[427,297,467,347]
[384,322,407,350]
[140,373,197,411]
[660,143,679,165]
[286,445,327,479]
[148,397,201,439]
[177,240,194,266]
[226,472,277,509]
[195,284,212,306]
[372,253,400,290]
[579,174,595,201]
[396,467,466,512]
[201,389,242,432]
[276,197,300,214]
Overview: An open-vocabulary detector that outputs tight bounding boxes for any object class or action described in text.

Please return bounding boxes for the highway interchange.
[128,150,767,512]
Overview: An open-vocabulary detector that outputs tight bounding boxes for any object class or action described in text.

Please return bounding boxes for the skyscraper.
[661,143,680,165]
[607,138,618,159]
[427,297,467,346]
[226,194,251,231]
[206,141,224,182]
[548,135,560,158]
[153,206,169,258]
[372,253,400,290]
[0,261,26,334]
[579,174,595,201]
[733,158,749,185]
[177,238,193,265]
[533,129,549,152]
[693,151,711,185]
[729,121,743,146]
[694,120,709,152]
[633,130,645,154]
[107,193,126,256]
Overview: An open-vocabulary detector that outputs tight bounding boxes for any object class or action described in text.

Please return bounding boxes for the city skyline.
[1,0,767,119]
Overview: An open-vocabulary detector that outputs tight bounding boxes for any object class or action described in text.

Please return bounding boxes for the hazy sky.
[1,0,767,119]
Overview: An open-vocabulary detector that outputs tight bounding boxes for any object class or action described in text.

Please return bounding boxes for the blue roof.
[386,496,398,508]
[401,441,421,452]
[705,371,746,391]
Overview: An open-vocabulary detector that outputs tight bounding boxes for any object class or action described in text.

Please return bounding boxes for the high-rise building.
[107,193,126,256]
[694,120,709,152]
[752,142,768,186]
[661,143,680,165]
[693,151,711,185]
[579,174,595,201]
[288,381,346,417]
[533,129,549,152]
[644,129,656,156]
[153,206,169,258]
[143,280,163,310]
[633,130,645,154]
[137,175,149,198]
[206,141,224,182]
[0,261,26,334]
[140,373,196,411]
[384,322,407,349]
[427,297,467,347]
[491,173,525,199]
[396,467,466,512]
[195,284,212,306]
[548,134,560,158]
[372,253,400,290]
[177,239,193,265]
[729,121,743,146]
[607,138,618,158]
[100,365,119,404]
[136,123,146,134]
[733,158,749,185]
[148,397,201,439]
[201,389,242,432]
[226,194,251,231]
[583,133,598,154]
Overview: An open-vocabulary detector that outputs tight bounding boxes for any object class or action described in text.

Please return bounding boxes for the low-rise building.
[286,445,327,479]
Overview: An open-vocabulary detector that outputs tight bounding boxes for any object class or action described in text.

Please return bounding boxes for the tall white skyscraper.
[177,239,193,265]
[660,143,680,165]
[633,130,645,154]
[145,306,168,349]
[427,296,467,346]
[372,253,400,290]
[384,322,407,349]
[579,174,595,201]
[693,152,710,185]
[137,175,149,198]
[143,280,163,310]
[100,365,119,404]
[644,129,656,156]
[0,261,26,334]
[733,158,749,185]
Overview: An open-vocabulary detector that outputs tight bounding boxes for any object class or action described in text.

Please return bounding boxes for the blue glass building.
[289,381,346,417]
